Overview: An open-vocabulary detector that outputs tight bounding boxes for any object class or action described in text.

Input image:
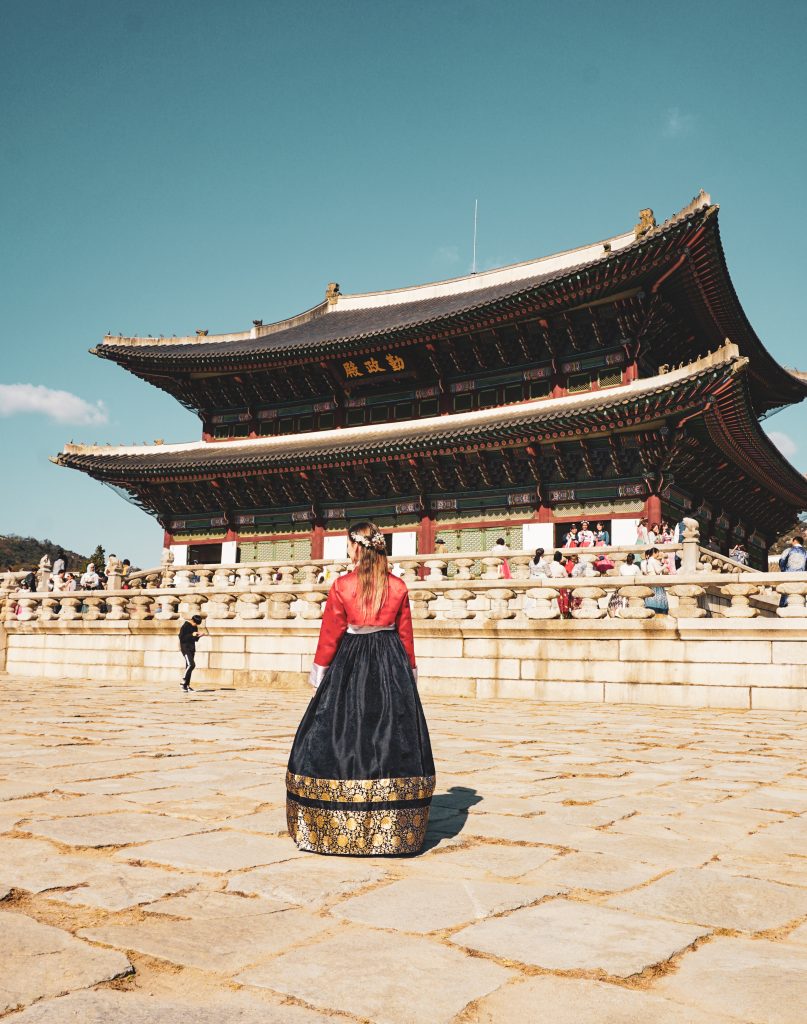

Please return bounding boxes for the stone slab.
[655,936,807,1024]
[453,899,710,977]
[228,858,388,905]
[609,866,807,932]
[3,990,332,1023]
[525,851,668,892]
[406,841,558,879]
[114,830,301,871]
[0,912,132,1015]
[467,974,741,1024]
[79,893,328,972]
[335,876,554,933]
[237,928,513,1024]
[19,811,209,848]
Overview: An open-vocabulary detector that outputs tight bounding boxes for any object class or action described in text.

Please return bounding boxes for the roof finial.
[196,329,208,337]
[325,282,341,306]
[634,208,656,240]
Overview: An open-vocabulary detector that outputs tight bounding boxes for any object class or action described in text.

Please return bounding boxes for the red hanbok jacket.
[314,571,416,670]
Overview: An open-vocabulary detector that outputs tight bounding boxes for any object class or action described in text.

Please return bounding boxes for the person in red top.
[286,521,435,856]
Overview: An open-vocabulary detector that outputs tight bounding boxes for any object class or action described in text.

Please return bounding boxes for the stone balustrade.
[2,572,806,627]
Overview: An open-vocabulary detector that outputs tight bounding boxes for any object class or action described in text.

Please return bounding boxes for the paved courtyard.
[0,676,806,1023]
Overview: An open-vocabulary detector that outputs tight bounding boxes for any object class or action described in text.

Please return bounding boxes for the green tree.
[89,544,106,568]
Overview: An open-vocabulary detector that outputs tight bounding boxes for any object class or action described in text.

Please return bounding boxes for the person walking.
[286,520,434,856]
[778,536,807,607]
[178,614,205,692]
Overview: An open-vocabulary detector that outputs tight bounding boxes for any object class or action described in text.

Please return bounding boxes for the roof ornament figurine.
[325,282,340,306]
[196,329,208,337]
[634,208,657,239]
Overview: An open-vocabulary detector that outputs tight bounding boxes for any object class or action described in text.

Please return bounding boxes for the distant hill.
[770,516,807,556]
[0,535,90,572]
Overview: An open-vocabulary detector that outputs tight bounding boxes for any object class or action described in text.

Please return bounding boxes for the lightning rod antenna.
[472,199,478,275]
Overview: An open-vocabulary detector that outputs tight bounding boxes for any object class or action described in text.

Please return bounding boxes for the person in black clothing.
[179,614,204,691]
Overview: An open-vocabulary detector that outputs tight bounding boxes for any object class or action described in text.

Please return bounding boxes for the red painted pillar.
[418,512,435,555]
[311,522,325,560]
[163,530,173,549]
[644,494,662,528]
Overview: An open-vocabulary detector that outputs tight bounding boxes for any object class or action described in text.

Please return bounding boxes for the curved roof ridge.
[97,191,713,350]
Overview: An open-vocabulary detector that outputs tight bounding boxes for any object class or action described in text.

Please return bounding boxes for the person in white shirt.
[529,548,549,579]
[80,563,101,590]
[547,551,569,578]
[490,537,510,554]
[570,556,596,578]
[51,571,67,592]
[641,548,667,576]
[577,521,595,547]
[619,553,641,577]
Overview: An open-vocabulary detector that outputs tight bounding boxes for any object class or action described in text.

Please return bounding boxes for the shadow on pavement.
[422,785,482,852]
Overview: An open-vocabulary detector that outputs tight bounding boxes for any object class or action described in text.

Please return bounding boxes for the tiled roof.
[94,193,713,366]
[57,346,745,478]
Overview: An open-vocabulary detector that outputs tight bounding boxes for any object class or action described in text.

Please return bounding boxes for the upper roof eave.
[93,191,715,366]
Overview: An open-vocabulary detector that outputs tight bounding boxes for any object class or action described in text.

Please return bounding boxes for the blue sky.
[2,0,805,567]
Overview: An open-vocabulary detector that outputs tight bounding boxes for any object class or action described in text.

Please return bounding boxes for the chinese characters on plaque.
[342,353,405,378]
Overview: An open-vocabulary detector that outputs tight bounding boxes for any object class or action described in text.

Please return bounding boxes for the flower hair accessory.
[350,531,386,551]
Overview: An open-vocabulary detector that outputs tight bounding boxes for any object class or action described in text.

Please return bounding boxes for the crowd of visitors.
[11,552,134,594]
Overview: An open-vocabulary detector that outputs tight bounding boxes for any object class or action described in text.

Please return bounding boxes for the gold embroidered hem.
[286,796,431,855]
[286,770,436,804]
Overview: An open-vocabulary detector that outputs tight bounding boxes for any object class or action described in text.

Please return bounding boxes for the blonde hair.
[348,521,389,619]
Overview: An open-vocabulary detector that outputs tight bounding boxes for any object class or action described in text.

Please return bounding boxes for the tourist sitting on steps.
[179,614,205,692]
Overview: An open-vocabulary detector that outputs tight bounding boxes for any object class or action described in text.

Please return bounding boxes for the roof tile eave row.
[57,351,742,479]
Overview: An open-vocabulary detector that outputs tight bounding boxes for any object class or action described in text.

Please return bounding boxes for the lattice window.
[239,538,311,562]
[567,373,591,394]
[598,368,622,389]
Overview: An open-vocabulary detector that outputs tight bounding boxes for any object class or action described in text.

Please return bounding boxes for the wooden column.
[311,521,325,560]
[644,494,663,528]
[418,511,435,555]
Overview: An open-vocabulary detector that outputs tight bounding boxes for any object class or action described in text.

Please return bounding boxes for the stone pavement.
[1,676,806,1023]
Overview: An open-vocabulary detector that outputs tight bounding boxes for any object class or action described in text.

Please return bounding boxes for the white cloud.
[434,245,460,265]
[0,384,108,426]
[663,107,695,139]
[767,430,797,459]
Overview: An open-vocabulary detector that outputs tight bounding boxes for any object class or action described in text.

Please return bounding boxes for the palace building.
[55,191,807,569]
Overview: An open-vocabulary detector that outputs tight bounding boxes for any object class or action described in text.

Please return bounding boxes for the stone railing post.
[668,583,706,618]
[298,589,327,620]
[776,582,807,618]
[277,565,296,585]
[154,594,180,621]
[236,592,264,620]
[106,570,123,591]
[721,583,759,618]
[83,595,106,621]
[487,588,516,620]
[39,596,61,622]
[617,585,655,619]
[570,584,607,619]
[257,565,277,587]
[195,568,214,587]
[15,595,39,621]
[58,596,82,621]
[298,564,320,585]
[481,557,503,581]
[423,559,447,582]
[398,560,419,584]
[452,557,475,581]
[409,590,436,620]
[267,592,295,620]
[442,588,474,620]
[508,555,531,581]
[207,592,235,620]
[105,594,130,621]
[681,517,700,574]
[524,586,560,619]
[178,593,206,620]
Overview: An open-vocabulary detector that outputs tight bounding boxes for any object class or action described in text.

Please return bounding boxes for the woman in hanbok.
[286,521,435,855]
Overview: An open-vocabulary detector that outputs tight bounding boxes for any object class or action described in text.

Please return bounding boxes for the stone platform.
[1,676,806,1023]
